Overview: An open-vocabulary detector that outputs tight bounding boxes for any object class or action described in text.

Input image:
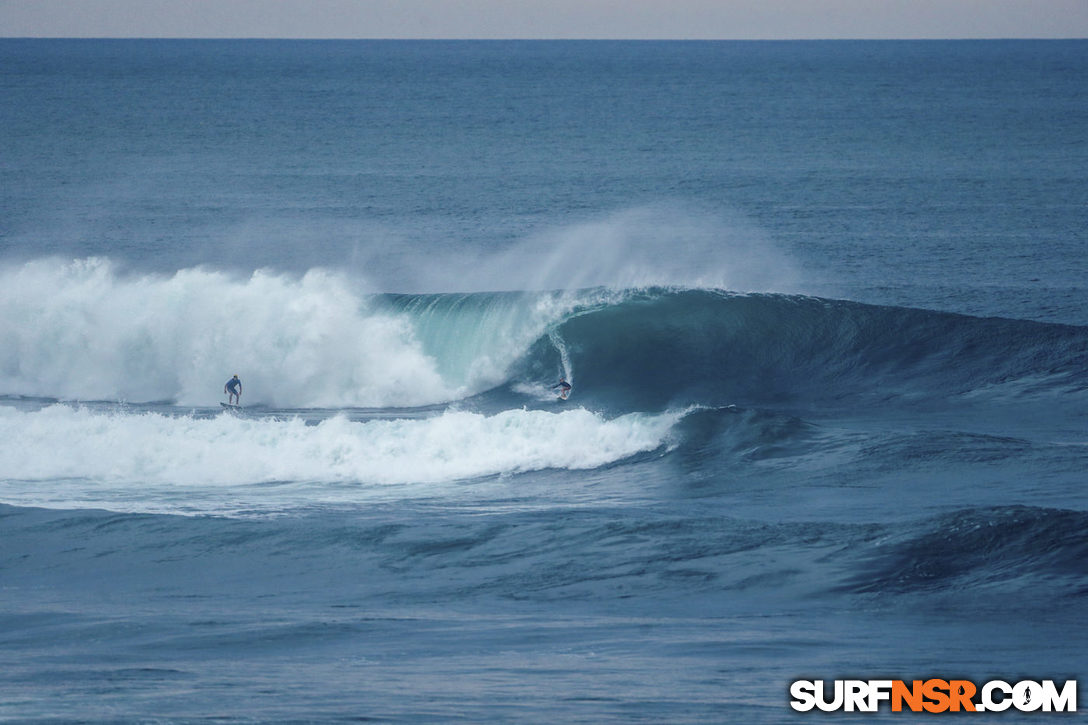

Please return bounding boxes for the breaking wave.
[4,258,1086,413]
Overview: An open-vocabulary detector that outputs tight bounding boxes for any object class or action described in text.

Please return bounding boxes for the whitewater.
[2,39,1087,723]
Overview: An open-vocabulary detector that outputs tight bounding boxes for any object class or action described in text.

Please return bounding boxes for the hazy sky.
[2,0,1087,39]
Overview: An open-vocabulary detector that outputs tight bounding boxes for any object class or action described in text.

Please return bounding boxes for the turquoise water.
[0,40,1086,722]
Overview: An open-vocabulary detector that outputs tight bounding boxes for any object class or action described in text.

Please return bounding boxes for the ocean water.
[0,39,1086,722]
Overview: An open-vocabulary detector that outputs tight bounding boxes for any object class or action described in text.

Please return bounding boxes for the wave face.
[531,289,1088,411]
[4,260,1087,414]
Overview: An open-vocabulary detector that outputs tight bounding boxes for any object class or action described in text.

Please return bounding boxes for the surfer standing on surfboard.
[224,374,242,405]
[553,377,572,400]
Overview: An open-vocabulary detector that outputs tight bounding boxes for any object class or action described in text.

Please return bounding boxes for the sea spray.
[0,258,450,407]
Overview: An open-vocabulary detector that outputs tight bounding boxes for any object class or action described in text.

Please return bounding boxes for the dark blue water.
[1,39,1086,722]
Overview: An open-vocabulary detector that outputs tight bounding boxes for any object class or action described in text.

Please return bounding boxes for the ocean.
[0,39,1086,722]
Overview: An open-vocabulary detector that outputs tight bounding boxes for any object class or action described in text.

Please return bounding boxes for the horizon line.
[3,36,1086,41]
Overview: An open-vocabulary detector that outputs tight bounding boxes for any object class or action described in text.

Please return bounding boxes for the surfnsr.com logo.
[789,679,1077,713]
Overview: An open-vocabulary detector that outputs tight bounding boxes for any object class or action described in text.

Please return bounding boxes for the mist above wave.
[363,203,803,294]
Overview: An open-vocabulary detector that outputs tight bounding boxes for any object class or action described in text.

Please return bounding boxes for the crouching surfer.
[553,377,572,400]
[224,374,242,406]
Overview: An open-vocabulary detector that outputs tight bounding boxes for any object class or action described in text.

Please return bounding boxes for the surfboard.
[220,402,241,409]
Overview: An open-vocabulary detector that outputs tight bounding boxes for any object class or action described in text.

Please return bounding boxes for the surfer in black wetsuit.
[224,374,242,405]
[553,377,572,400]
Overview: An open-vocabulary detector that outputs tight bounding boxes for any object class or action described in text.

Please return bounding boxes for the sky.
[1,0,1087,39]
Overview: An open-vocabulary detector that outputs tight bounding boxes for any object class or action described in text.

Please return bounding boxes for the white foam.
[0,258,601,407]
[0,404,680,512]
[0,258,459,407]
